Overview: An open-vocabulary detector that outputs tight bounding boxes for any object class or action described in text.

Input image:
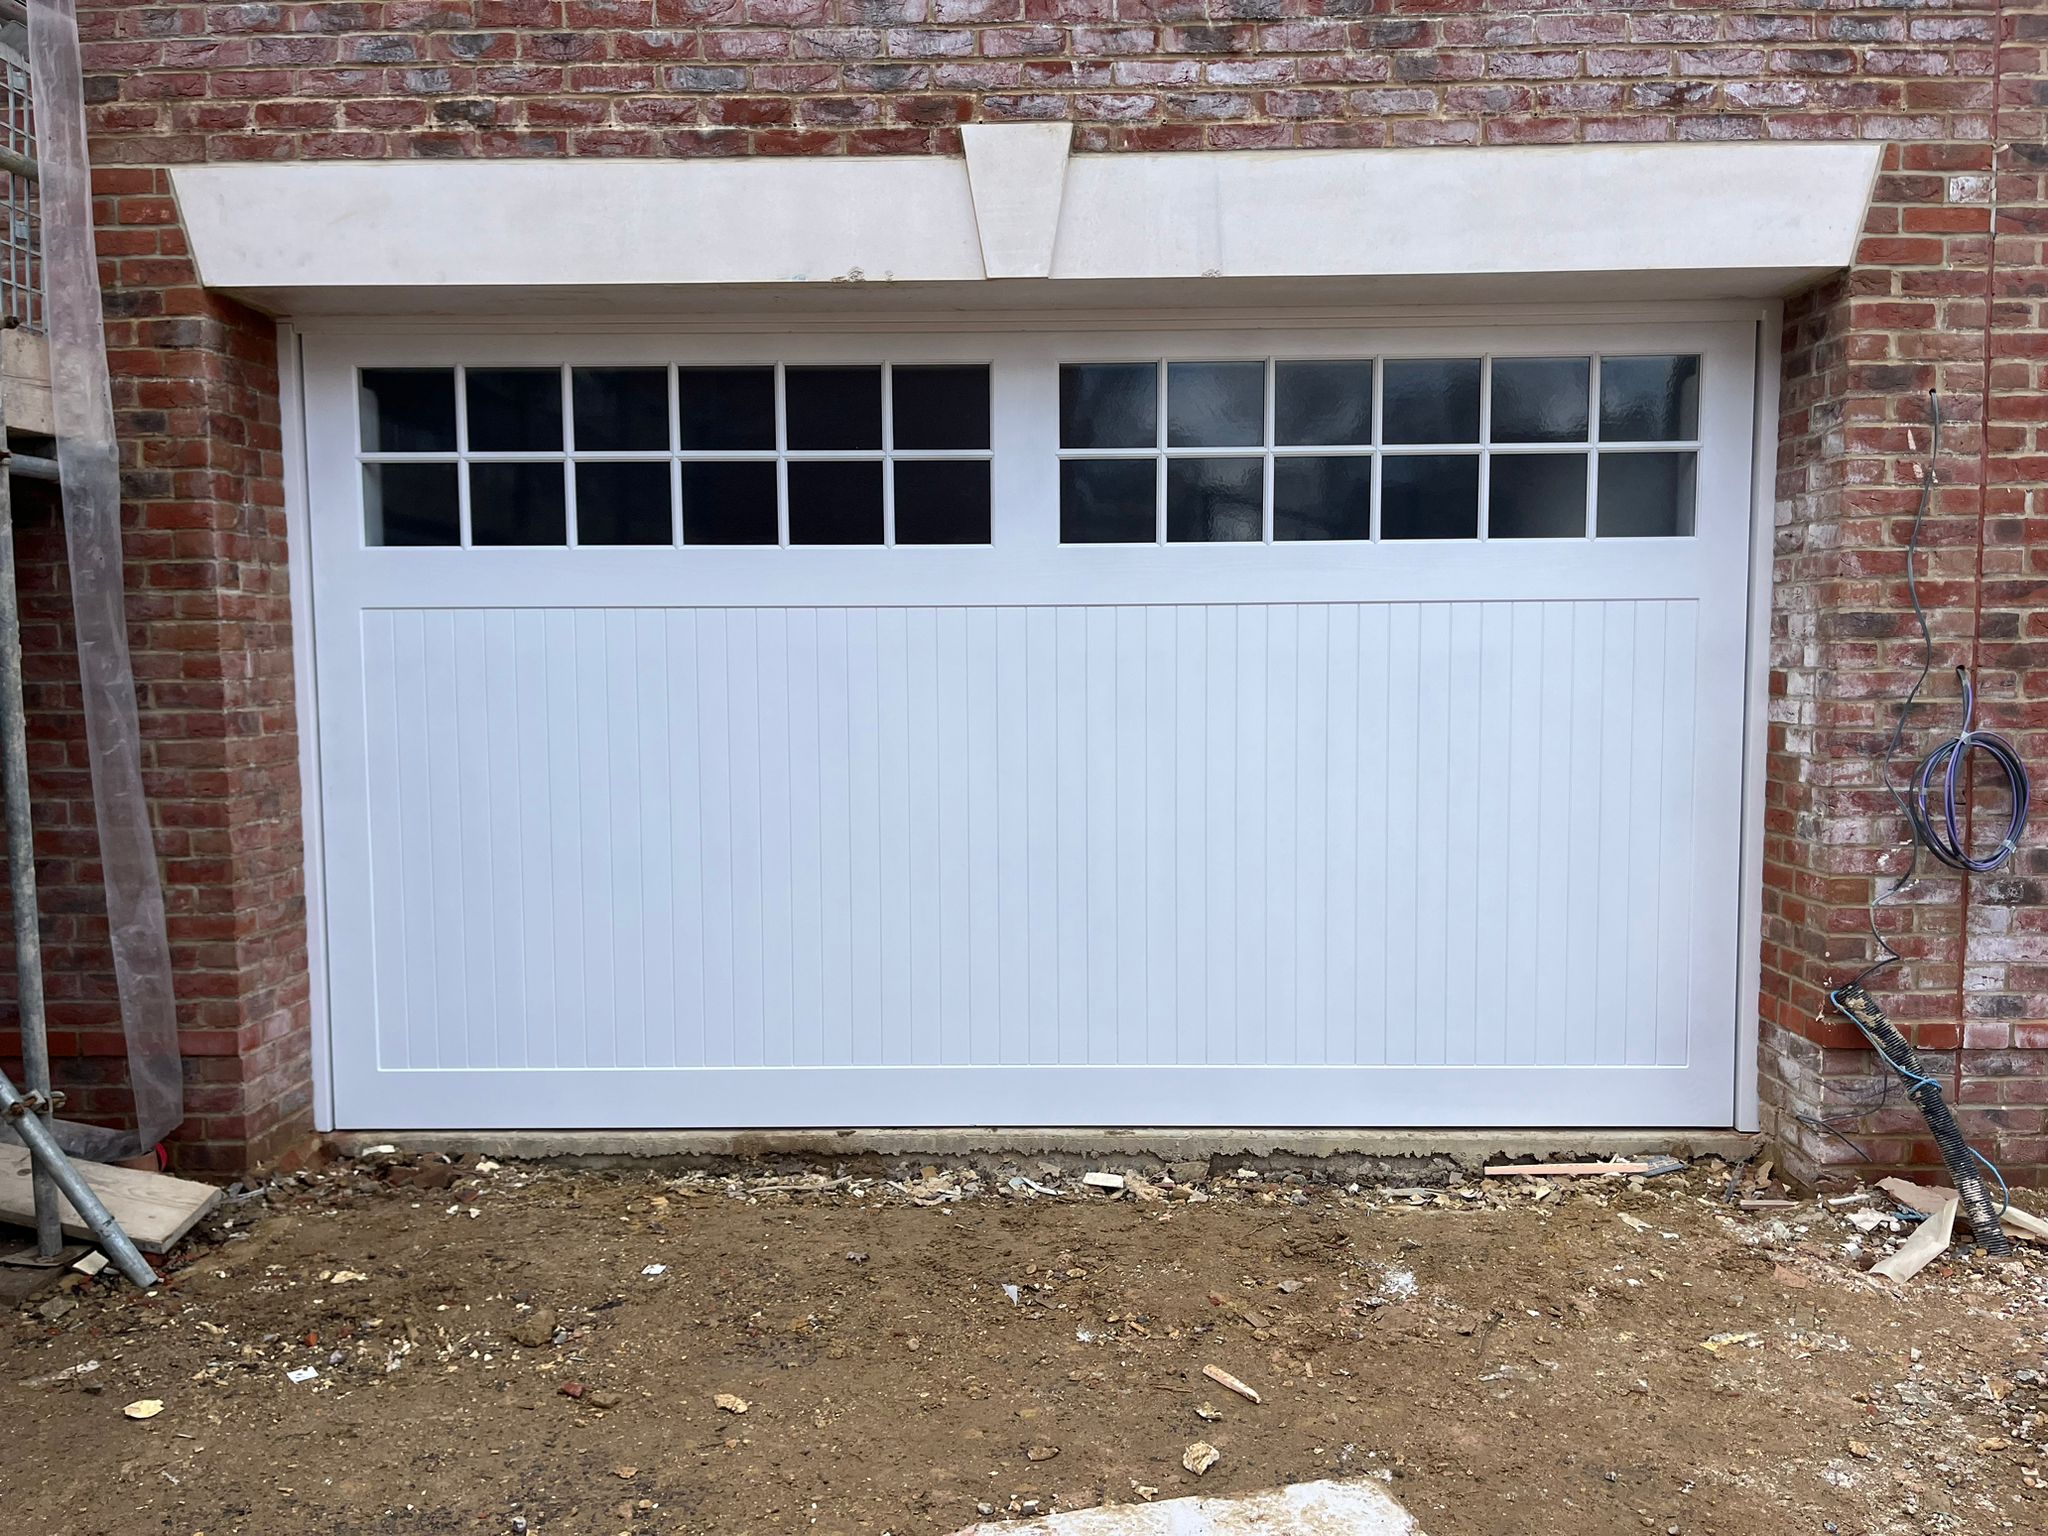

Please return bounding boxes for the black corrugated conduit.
[1826,391,2026,1258]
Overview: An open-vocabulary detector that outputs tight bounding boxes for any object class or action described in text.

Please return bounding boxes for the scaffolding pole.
[0,368,60,1263]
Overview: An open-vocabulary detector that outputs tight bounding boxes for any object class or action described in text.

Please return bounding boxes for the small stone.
[559,1380,585,1399]
[122,1399,164,1420]
[845,1251,869,1264]
[1184,1441,1220,1476]
[714,1392,749,1414]
[1026,1444,1060,1462]
[612,1463,638,1478]
[511,1309,558,1348]
[1194,1402,1223,1422]
[589,1389,623,1410]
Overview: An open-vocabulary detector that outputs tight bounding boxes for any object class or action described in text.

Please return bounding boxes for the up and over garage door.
[300,316,1761,1131]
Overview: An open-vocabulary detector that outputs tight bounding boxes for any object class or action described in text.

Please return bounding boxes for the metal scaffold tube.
[0,1070,156,1286]
[0,381,60,1262]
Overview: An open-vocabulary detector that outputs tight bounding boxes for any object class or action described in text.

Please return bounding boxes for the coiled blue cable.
[1906,667,2030,873]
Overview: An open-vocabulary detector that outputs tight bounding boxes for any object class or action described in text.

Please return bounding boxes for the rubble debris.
[948,1477,1420,1535]
[1202,1364,1260,1404]
[1081,1172,1126,1192]
[1870,1198,1958,1285]
[1698,1332,1761,1354]
[715,1392,750,1414]
[19,1359,99,1388]
[122,1399,164,1420]
[1182,1441,1220,1476]
[511,1309,558,1348]
[1027,1444,1060,1462]
[1880,1177,2048,1244]
[1482,1160,1659,1178]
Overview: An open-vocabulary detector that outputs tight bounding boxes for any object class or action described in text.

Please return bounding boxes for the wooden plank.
[0,1145,220,1253]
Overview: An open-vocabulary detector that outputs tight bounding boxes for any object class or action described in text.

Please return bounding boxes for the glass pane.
[894,461,991,545]
[1060,459,1155,543]
[787,366,883,451]
[1167,457,1263,542]
[1274,456,1370,541]
[572,368,669,452]
[1381,454,1479,540]
[892,365,990,451]
[575,461,673,546]
[1489,454,1588,539]
[363,462,458,546]
[1491,357,1589,444]
[470,462,567,545]
[466,368,563,452]
[360,368,456,453]
[1600,355,1700,441]
[1060,363,1156,450]
[789,460,884,544]
[680,461,778,545]
[1382,358,1480,445]
[1274,360,1373,447]
[1597,451,1696,537]
[1167,361,1264,448]
[678,368,775,451]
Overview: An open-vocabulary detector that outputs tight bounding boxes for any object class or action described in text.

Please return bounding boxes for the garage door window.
[357,363,994,548]
[1057,354,1698,545]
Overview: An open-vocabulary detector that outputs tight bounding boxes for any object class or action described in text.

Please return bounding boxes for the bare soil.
[2,1155,2044,1536]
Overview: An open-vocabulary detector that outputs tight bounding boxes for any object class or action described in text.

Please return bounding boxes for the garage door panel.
[348,596,1719,1090]
[311,321,1755,1130]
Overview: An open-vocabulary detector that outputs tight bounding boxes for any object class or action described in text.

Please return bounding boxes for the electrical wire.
[1850,391,2031,993]
[1832,390,2021,1215]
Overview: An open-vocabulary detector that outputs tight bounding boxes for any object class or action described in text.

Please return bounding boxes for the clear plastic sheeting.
[18,0,180,1159]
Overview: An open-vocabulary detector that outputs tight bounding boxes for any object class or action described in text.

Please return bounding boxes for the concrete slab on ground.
[328,1126,1760,1180]
[948,1479,1421,1535]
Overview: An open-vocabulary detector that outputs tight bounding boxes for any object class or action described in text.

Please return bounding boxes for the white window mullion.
[881,362,896,547]
[454,363,472,547]
[1477,354,1493,541]
[1154,358,1167,545]
[668,363,684,547]
[1587,354,1603,540]
[1262,355,1276,544]
[561,364,578,548]
[1369,356,1384,543]
[774,361,790,548]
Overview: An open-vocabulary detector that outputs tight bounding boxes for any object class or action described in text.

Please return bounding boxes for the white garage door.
[302,317,1759,1131]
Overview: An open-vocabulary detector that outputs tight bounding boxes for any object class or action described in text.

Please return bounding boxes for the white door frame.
[283,302,1778,1133]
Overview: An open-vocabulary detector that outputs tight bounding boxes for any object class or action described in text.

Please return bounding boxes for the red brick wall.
[12,0,2038,1178]
[0,194,307,1174]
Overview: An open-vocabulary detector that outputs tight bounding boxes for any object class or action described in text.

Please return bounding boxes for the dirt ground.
[3,1153,2045,1536]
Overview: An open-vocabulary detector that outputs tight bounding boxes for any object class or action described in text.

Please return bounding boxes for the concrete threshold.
[326,1127,1761,1180]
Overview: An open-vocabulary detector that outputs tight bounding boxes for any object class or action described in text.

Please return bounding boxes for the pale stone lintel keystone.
[960,123,1074,280]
